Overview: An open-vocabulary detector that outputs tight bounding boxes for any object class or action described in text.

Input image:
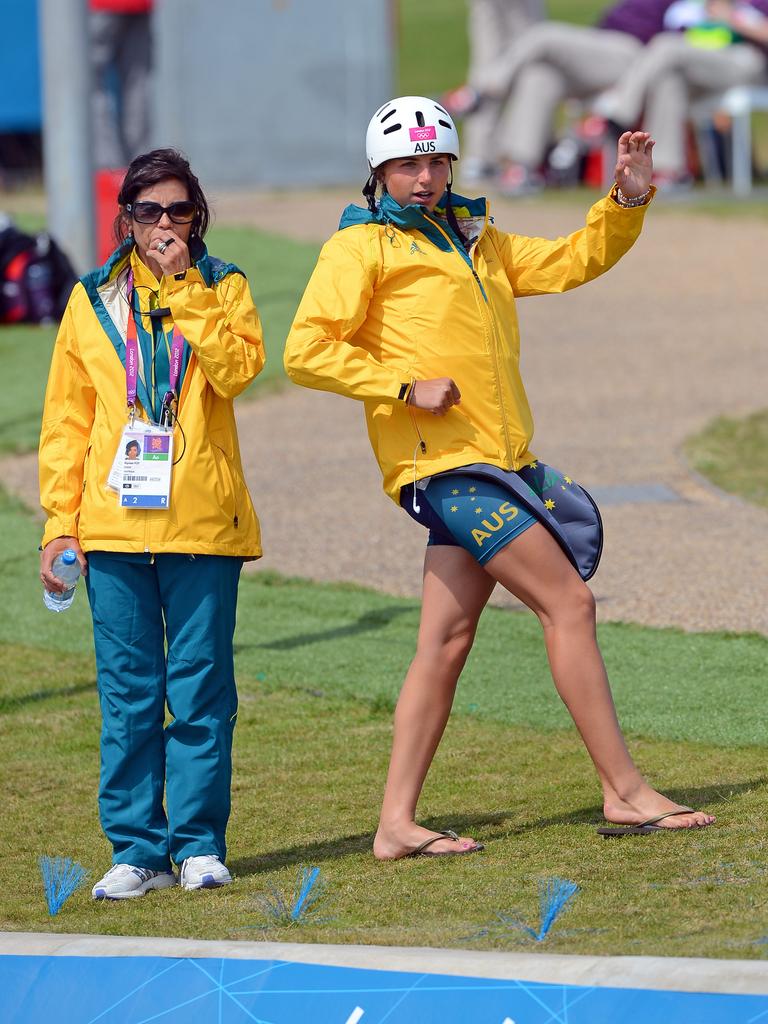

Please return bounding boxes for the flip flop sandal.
[407,829,485,857]
[596,806,702,838]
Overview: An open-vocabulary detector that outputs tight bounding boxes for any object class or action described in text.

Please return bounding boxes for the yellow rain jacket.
[39,240,265,556]
[285,188,653,502]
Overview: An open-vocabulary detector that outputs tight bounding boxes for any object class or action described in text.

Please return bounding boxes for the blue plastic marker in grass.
[39,856,88,915]
[532,877,579,941]
[471,877,580,943]
[256,865,327,927]
[290,866,322,921]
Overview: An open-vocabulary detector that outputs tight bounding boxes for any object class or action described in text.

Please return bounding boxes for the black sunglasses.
[126,200,196,224]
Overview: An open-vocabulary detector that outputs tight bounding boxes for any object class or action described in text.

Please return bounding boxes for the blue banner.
[0,0,41,131]
[2,953,768,1023]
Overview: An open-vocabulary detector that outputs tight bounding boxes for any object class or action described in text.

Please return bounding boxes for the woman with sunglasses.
[285,97,714,859]
[39,149,265,897]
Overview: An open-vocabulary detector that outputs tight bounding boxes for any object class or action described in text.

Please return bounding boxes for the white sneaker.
[180,855,233,891]
[92,864,177,900]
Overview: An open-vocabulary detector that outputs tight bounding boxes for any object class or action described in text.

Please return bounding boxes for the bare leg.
[374,522,713,861]
[484,524,714,829]
[373,546,495,859]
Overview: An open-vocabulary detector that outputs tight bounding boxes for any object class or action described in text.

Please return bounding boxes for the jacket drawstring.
[408,403,427,513]
[411,442,423,513]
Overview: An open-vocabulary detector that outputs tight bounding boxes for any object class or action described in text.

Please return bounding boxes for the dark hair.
[113,148,211,245]
[444,180,469,250]
[362,172,378,214]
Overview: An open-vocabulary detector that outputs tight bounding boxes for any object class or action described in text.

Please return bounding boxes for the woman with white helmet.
[285,96,714,858]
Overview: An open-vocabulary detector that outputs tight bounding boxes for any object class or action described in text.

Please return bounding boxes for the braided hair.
[362,172,378,214]
[444,170,469,250]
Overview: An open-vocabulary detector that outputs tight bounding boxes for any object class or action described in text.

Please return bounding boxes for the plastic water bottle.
[43,549,81,613]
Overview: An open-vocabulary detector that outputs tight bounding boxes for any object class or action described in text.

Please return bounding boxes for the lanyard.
[125,270,185,423]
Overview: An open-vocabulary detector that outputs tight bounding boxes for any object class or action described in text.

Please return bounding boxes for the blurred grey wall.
[153,0,394,188]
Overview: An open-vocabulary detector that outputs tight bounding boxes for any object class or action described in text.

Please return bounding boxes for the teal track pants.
[85,552,243,871]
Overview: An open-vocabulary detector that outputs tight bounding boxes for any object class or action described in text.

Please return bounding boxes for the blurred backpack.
[0,213,77,324]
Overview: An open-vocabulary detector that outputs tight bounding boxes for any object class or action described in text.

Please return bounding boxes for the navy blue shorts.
[402,472,537,565]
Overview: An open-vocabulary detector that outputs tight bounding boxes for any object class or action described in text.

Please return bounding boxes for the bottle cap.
[61,549,77,564]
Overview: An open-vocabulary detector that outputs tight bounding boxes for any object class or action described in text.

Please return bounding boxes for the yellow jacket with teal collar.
[39,238,265,556]
[284,188,653,503]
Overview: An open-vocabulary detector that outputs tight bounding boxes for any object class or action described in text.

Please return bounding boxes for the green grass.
[7,211,46,234]
[685,409,768,508]
[2,488,768,956]
[206,225,318,393]
[0,226,319,455]
[4,488,767,748]
[0,323,55,455]
[548,0,606,22]
[3,647,768,958]
[231,574,768,749]
[398,1,469,97]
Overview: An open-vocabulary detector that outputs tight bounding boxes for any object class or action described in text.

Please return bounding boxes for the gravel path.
[8,191,768,634]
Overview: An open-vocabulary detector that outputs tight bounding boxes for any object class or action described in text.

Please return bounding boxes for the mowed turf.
[2,488,768,957]
[0,225,319,454]
[686,409,768,510]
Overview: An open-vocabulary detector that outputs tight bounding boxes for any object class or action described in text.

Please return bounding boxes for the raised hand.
[614,131,655,198]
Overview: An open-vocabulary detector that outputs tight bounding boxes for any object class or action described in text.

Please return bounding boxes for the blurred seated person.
[597,0,768,187]
[443,0,675,195]
[445,0,546,183]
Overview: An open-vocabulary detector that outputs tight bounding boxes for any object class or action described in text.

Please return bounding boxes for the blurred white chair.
[692,84,768,195]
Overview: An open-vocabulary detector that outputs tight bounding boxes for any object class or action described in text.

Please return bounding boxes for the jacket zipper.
[483,283,514,466]
[422,213,515,466]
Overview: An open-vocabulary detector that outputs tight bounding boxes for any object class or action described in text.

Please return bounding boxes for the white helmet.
[366,95,460,169]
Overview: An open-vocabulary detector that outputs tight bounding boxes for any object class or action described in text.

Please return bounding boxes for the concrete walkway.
[4,931,768,995]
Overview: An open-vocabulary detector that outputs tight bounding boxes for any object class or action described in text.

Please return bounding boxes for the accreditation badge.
[107,420,152,492]
[117,424,174,509]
